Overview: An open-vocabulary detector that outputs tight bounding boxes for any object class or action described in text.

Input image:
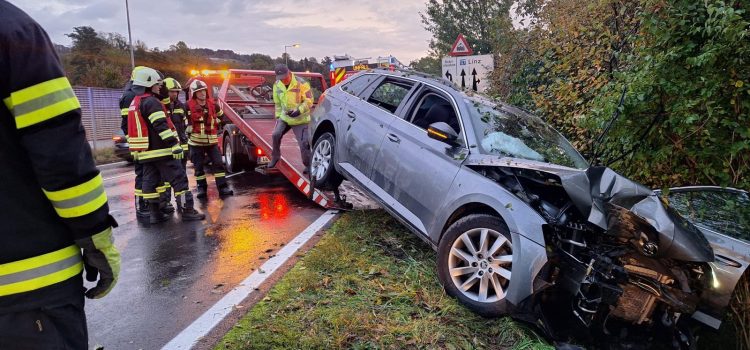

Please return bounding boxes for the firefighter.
[127,67,205,223]
[164,77,189,170]
[120,68,176,218]
[268,64,313,173]
[0,2,120,347]
[186,79,233,199]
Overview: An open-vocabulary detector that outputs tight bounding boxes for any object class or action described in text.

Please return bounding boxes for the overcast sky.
[13,0,433,63]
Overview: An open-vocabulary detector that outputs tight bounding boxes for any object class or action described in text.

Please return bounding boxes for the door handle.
[346,111,356,119]
[387,133,400,143]
[715,254,743,268]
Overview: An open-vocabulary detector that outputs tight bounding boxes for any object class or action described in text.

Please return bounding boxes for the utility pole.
[125,0,135,70]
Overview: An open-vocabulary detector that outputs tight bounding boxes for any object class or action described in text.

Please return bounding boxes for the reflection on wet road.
[87,165,324,349]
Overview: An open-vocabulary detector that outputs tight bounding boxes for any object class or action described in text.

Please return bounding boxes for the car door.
[338,76,417,185]
[370,85,468,235]
[665,187,750,327]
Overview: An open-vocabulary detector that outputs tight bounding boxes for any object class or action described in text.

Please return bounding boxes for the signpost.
[442,35,494,93]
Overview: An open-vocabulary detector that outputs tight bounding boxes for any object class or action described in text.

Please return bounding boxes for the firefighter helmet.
[132,67,163,88]
[164,77,182,91]
[130,66,147,81]
[189,79,208,97]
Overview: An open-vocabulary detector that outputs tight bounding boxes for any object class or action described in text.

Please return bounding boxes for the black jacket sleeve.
[0,4,114,239]
[170,101,188,143]
[141,97,178,146]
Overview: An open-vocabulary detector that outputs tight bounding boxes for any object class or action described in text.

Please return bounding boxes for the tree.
[409,56,441,76]
[420,0,513,55]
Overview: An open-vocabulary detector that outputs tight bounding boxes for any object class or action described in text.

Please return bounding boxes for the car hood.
[466,155,714,262]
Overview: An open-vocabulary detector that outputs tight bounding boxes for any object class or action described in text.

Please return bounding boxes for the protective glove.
[75,224,120,299]
[171,144,184,160]
[286,109,301,118]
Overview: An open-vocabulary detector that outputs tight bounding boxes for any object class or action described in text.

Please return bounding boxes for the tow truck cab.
[212,69,328,173]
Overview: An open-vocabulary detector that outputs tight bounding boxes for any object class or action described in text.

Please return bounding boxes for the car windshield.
[466,97,588,169]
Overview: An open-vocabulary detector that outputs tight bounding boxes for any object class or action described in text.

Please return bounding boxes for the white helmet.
[189,79,208,98]
[132,67,163,88]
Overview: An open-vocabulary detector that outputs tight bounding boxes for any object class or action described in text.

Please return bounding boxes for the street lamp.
[125,0,135,70]
[284,43,300,66]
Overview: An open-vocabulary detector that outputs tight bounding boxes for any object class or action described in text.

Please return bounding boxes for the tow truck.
[194,69,349,209]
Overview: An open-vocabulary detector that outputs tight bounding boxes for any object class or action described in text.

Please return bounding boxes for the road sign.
[441,54,494,93]
[449,34,474,56]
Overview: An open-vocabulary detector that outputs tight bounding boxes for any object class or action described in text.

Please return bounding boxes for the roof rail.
[376,67,457,88]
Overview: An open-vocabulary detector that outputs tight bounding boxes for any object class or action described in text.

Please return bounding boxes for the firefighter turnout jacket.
[167,99,189,151]
[128,93,179,162]
[273,73,314,126]
[187,99,224,146]
[0,1,114,313]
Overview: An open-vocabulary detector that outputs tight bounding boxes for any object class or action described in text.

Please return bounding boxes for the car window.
[340,74,377,97]
[667,189,750,241]
[408,92,461,134]
[367,80,412,114]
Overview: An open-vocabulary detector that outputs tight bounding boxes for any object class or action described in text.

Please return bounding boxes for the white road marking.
[103,173,135,182]
[161,210,339,350]
[226,171,245,179]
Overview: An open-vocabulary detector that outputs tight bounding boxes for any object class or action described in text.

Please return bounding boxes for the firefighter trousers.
[191,145,227,189]
[0,294,87,349]
[271,120,311,168]
[141,158,194,207]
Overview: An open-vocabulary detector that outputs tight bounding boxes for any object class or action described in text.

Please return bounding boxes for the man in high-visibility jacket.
[120,67,175,218]
[0,2,120,347]
[268,64,313,172]
[128,67,205,224]
[186,79,233,199]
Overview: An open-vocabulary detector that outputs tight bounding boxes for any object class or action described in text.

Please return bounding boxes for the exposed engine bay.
[473,164,718,348]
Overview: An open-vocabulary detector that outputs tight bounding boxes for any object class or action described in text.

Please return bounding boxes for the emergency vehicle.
[328,55,405,86]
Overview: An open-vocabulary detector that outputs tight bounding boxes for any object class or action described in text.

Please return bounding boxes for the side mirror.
[427,122,459,145]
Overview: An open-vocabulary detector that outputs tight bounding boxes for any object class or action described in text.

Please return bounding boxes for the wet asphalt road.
[86,163,324,349]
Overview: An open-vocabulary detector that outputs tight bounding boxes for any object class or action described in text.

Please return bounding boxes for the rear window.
[366,80,412,114]
[340,74,377,97]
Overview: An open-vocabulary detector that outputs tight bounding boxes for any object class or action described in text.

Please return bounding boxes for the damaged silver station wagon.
[307,70,750,348]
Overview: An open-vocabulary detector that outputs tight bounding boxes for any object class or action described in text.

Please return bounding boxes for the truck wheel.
[223,135,242,173]
[311,132,343,189]
[437,214,514,317]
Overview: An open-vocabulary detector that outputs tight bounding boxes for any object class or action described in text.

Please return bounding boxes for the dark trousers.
[142,158,193,206]
[271,120,311,167]
[134,161,143,197]
[191,145,227,188]
[0,296,87,349]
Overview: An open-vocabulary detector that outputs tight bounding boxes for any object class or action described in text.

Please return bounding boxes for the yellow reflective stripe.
[216,109,224,117]
[214,172,226,178]
[42,174,107,218]
[181,144,189,151]
[195,175,207,181]
[0,245,83,297]
[174,190,187,196]
[142,192,160,199]
[129,137,148,143]
[120,108,129,116]
[135,148,173,160]
[4,77,81,129]
[173,108,184,114]
[158,129,174,140]
[148,111,166,123]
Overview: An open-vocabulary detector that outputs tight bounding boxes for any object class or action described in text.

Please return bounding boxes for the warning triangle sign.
[450,34,473,56]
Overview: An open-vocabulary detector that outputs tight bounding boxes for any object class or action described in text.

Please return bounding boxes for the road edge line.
[161,210,339,350]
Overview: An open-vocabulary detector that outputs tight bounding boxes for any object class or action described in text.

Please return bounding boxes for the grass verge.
[216,210,551,350]
[92,147,121,165]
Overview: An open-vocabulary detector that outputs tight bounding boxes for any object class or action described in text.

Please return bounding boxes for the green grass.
[92,147,121,165]
[216,210,551,350]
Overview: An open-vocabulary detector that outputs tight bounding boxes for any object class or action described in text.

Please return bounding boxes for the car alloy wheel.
[448,227,512,303]
[312,137,332,181]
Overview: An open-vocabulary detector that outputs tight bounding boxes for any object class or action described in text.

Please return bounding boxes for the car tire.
[311,132,343,190]
[437,214,514,317]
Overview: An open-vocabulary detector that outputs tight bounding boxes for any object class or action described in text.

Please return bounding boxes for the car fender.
[432,166,550,305]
